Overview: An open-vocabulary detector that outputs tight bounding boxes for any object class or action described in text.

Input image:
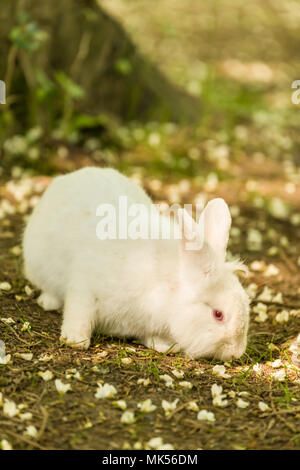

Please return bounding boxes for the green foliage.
[55,72,85,100]
[35,69,57,103]
[115,58,133,76]
[9,12,48,52]
[199,68,265,132]
[1,1,299,183]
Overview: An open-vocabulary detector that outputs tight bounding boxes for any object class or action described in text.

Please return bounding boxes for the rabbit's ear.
[198,198,231,261]
[177,207,214,276]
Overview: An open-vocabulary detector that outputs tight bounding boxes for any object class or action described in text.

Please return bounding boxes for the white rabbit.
[23,167,249,359]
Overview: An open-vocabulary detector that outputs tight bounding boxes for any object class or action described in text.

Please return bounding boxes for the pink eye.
[213,309,224,322]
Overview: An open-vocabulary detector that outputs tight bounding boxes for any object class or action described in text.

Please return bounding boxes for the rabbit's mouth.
[215,348,244,361]
[213,336,247,360]
[191,341,245,360]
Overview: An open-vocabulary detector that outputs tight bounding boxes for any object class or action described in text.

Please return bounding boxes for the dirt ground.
[1,0,300,451]
[0,152,300,450]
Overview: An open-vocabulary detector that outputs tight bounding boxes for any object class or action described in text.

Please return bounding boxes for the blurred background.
[0,0,300,183]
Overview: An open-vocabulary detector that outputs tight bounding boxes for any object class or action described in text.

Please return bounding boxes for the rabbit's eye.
[213,309,224,322]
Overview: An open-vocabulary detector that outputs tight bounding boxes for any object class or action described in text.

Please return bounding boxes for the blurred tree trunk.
[0,0,201,123]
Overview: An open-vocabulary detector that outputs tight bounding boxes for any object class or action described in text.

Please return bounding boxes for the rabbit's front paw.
[37,292,62,311]
[60,330,90,350]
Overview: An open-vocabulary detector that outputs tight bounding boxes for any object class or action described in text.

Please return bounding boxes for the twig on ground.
[4,429,51,450]
[279,250,299,274]
[37,405,49,441]
[0,319,32,345]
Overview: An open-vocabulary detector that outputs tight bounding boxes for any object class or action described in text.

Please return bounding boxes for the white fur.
[23,167,249,359]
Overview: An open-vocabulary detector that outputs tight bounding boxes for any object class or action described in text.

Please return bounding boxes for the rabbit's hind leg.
[142,336,180,354]
[37,292,62,311]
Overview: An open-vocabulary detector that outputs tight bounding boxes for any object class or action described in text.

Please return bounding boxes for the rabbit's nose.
[216,336,247,360]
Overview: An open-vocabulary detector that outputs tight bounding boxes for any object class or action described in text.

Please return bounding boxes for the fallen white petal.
[258,401,270,412]
[137,378,151,386]
[21,321,31,332]
[179,381,193,389]
[24,285,33,296]
[148,437,163,449]
[38,370,54,381]
[172,369,184,379]
[112,400,127,410]
[211,383,223,398]
[95,383,117,399]
[197,410,215,422]
[273,369,286,382]
[159,374,173,388]
[0,282,12,291]
[25,425,38,438]
[55,379,71,395]
[0,354,11,365]
[1,317,15,324]
[161,398,179,415]
[3,399,19,418]
[257,287,273,302]
[213,395,228,408]
[15,353,33,361]
[264,264,279,277]
[269,359,282,368]
[137,399,157,413]
[120,411,135,424]
[255,311,268,323]
[186,401,199,412]
[212,365,230,378]
[236,398,249,409]
[275,311,289,324]
[1,439,13,450]
[19,412,33,421]
[121,357,132,365]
